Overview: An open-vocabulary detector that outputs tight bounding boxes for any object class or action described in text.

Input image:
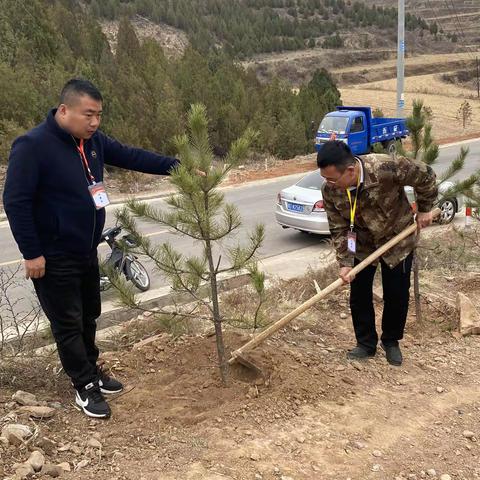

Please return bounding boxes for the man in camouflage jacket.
[317,141,437,366]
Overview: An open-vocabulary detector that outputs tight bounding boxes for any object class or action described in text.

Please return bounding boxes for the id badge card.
[347,230,357,254]
[88,182,110,210]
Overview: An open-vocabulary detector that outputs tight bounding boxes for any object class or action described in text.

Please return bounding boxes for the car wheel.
[438,198,456,224]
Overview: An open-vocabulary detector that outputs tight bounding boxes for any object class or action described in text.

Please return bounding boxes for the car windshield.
[296,170,325,191]
[318,116,348,134]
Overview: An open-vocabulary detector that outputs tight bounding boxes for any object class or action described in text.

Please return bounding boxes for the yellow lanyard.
[346,172,361,231]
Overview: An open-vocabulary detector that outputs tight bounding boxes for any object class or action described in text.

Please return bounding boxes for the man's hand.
[340,266,355,284]
[195,169,207,177]
[25,256,46,280]
[416,211,433,230]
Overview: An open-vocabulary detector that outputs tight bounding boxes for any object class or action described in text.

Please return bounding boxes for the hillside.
[376,0,480,48]
[90,0,441,59]
[0,0,344,170]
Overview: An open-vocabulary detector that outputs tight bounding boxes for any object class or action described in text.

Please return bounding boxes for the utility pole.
[396,0,405,117]
[476,56,479,99]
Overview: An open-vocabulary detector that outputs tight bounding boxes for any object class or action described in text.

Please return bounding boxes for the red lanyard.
[77,139,96,184]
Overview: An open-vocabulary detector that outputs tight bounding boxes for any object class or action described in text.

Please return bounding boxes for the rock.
[1,424,32,445]
[439,475,451,480]
[74,459,90,471]
[351,361,363,371]
[87,438,102,449]
[372,464,381,472]
[12,391,39,407]
[0,436,9,447]
[36,437,57,455]
[436,387,445,393]
[70,444,82,455]
[27,451,45,472]
[457,292,480,336]
[15,463,34,479]
[41,464,64,478]
[296,435,306,444]
[57,463,71,472]
[372,450,383,457]
[352,440,367,450]
[250,453,260,461]
[280,477,294,480]
[48,402,63,410]
[255,475,263,480]
[340,313,348,319]
[463,430,476,440]
[426,469,436,477]
[18,406,56,419]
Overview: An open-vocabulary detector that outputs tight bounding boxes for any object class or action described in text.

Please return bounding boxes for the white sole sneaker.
[99,385,123,395]
[75,392,111,419]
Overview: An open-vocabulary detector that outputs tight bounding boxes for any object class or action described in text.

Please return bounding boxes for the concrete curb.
[97,271,252,331]
[31,270,253,355]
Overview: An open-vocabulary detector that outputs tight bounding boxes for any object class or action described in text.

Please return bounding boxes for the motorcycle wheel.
[125,258,150,292]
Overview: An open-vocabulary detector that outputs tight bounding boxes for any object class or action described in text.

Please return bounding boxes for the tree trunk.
[205,239,229,385]
[413,250,422,323]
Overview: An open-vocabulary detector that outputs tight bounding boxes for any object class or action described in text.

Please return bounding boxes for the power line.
[442,0,477,60]
[443,0,480,97]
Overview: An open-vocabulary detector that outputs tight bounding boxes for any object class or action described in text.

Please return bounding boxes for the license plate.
[287,202,304,213]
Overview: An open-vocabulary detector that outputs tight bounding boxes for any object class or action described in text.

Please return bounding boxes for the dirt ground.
[2,229,480,479]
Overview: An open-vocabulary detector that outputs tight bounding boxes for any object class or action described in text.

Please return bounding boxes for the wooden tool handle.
[228,207,441,363]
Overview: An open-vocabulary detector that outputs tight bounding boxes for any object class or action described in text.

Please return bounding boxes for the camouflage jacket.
[321,153,438,268]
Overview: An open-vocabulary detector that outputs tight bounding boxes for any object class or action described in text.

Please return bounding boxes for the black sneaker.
[75,382,111,419]
[346,346,376,360]
[381,342,403,366]
[98,368,123,395]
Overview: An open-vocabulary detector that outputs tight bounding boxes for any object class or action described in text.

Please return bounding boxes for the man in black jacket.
[3,79,180,419]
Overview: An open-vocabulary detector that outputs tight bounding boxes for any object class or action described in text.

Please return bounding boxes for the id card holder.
[347,230,357,254]
[88,182,110,210]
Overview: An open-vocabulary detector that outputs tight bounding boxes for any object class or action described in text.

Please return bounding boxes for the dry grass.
[340,84,480,141]
[360,71,478,99]
[332,52,475,74]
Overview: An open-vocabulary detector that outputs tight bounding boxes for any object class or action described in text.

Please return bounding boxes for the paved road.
[1,138,479,311]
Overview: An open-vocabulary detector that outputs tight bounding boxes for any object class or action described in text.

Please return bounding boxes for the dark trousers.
[350,252,413,352]
[33,254,101,390]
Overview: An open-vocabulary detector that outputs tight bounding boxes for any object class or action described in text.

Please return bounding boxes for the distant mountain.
[87,0,440,58]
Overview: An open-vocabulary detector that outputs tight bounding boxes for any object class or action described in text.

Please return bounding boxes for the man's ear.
[57,104,67,116]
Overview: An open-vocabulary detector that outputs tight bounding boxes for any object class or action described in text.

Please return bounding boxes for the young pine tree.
[397,99,475,321]
[115,104,265,384]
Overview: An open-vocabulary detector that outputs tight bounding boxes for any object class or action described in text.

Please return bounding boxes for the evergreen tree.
[115,105,265,384]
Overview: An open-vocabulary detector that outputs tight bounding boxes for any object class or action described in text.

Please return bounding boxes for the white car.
[275,170,329,235]
[404,182,462,224]
[276,171,462,235]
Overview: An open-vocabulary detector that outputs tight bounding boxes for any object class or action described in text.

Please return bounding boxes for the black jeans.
[350,252,413,352]
[33,254,101,390]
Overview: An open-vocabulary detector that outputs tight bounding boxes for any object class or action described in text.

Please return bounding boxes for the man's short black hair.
[316,140,355,171]
[59,78,103,105]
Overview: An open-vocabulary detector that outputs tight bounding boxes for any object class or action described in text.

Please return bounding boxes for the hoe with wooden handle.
[229,207,441,369]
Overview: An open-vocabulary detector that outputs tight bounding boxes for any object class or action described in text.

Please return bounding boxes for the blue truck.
[315,106,409,156]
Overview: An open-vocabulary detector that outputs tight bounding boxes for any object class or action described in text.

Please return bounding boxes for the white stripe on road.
[0,229,170,267]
